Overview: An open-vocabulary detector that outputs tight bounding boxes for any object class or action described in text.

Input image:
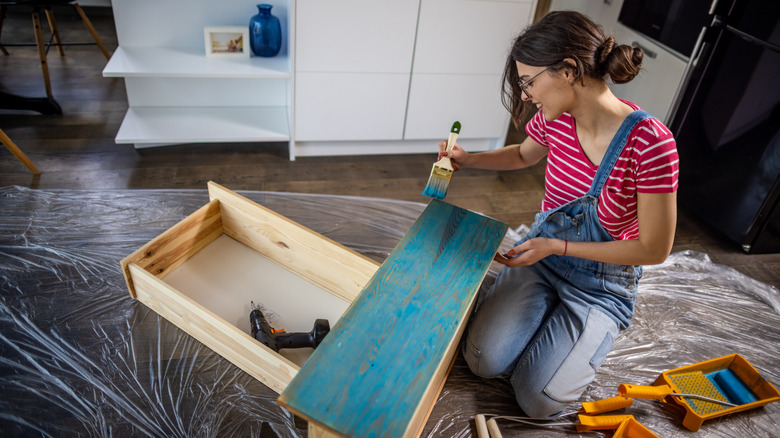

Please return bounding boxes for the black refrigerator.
[663,0,780,254]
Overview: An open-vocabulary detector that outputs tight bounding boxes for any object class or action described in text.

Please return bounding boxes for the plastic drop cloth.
[1,185,779,437]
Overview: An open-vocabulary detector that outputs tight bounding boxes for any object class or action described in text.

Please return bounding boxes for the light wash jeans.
[463,111,651,417]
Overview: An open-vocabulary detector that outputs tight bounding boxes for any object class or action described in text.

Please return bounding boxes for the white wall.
[549,0,687,122]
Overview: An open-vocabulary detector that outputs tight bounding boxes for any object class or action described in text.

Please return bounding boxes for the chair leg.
[44,7,65,56]
[73,3,110,60]
[31,9,54,99]
[0,129,41,175]
[0,6,9,56]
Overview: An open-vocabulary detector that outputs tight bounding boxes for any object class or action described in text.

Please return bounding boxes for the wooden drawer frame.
[120,181,380,393]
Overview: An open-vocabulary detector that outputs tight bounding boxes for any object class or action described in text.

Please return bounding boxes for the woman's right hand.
[438,141,470,171]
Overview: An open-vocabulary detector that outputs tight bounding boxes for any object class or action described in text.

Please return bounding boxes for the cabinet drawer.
[296,0,419,73]
[413,0,534,75]
[405,74,509,140]
[295,73,410,141]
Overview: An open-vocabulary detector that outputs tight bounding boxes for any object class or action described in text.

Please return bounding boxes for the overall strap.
[587,110,653,197]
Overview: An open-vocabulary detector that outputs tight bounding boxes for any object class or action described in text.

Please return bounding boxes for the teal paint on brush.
[421,174,449,199]
[279,199,507,437]
[422,121,461,200]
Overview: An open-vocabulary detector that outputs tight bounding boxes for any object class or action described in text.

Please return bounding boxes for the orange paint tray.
[622,354,780,431]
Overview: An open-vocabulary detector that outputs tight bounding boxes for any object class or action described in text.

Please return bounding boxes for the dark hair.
[501,10,644,127]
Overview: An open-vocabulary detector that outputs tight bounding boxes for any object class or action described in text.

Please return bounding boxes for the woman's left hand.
[493,237,561,267]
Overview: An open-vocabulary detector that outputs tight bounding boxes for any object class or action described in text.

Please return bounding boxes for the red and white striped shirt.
[525,100,679,240]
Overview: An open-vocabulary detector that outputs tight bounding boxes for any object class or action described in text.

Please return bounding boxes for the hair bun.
[604,42,643,84]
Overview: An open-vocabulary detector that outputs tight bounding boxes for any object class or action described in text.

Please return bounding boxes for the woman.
[439,11,679,417]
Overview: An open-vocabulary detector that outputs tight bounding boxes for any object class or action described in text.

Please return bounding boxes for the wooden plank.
[207,181,380,302]
[278,200,508,437]
[120,198,223,298]
[128,263,300,393]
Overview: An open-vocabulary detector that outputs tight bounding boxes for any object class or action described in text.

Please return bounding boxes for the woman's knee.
[514,389,569,418]
[462,332,515,378]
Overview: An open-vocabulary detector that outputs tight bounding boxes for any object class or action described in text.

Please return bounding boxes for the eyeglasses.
[517,66,552,99]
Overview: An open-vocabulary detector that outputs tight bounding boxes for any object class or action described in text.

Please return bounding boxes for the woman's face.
[515,61,572,122]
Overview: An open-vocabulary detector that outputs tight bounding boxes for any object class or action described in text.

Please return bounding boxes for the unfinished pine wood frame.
[120,181,380,393]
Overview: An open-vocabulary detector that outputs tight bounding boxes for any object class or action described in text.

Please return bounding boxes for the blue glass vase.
[249,4,282,57]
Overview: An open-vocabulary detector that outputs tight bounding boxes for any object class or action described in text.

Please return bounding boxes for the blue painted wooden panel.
[278,200,507,437]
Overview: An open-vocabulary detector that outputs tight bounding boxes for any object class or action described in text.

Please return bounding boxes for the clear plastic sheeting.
[1,185,778,437]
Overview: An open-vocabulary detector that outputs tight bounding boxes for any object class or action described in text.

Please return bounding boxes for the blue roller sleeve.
[708,369,759,406]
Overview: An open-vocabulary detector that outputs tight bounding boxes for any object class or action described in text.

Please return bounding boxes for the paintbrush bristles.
[423,121,460,199]
[422,163,453,200]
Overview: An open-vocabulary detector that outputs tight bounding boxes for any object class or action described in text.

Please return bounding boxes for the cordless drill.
[249,301,330,352]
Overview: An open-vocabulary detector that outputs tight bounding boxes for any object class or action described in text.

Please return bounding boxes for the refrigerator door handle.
[725,25,780,53]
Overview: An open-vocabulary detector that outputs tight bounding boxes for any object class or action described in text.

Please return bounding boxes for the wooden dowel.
[44,8,65,56]
[31,9,53,98]
[0,129,41,175]
[73,4,110,60]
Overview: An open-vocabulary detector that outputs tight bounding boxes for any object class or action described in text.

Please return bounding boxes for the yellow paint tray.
[621,354,780,431]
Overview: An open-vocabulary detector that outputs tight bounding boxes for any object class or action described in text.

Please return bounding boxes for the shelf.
[103,46,290,78]
[115,106,290,145]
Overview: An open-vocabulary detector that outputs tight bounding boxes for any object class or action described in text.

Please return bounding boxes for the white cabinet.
[295,73,411,141]
[295,0,419,73]
[405,0,534,140]
[294,0,419,143]
[104,0,296,158]
[294,0,536,156]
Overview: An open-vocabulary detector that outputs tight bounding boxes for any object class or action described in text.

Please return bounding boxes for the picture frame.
[204,26,250,57]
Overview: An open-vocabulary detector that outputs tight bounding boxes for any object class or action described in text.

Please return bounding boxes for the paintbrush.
[422,121,461,199]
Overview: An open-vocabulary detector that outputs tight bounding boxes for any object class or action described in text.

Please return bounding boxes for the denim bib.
[519,110,653,325]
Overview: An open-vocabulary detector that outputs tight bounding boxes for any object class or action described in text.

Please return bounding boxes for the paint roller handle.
[580,395,634,415]
[619,384,673,400]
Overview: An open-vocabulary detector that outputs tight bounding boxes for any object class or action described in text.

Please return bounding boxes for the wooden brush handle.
[435,131,460,169]
[446,131,459,152]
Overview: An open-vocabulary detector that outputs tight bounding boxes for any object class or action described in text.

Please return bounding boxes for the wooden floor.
[2,6,779,290]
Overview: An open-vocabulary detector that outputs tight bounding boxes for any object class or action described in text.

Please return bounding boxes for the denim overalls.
[463,110,652,418]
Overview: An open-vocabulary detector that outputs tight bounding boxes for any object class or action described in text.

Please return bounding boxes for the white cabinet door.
[296,0,420,73]
[413,0,534,75]
[295,73,410,141]
[404,74,509,140]
[405,0,533,140]
[295,0,420,141]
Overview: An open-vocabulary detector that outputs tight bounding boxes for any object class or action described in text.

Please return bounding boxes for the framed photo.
[204,26,250,57]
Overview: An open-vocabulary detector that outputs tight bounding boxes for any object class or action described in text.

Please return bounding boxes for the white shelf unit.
[106,0,536,160]
[104,0,295,159]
